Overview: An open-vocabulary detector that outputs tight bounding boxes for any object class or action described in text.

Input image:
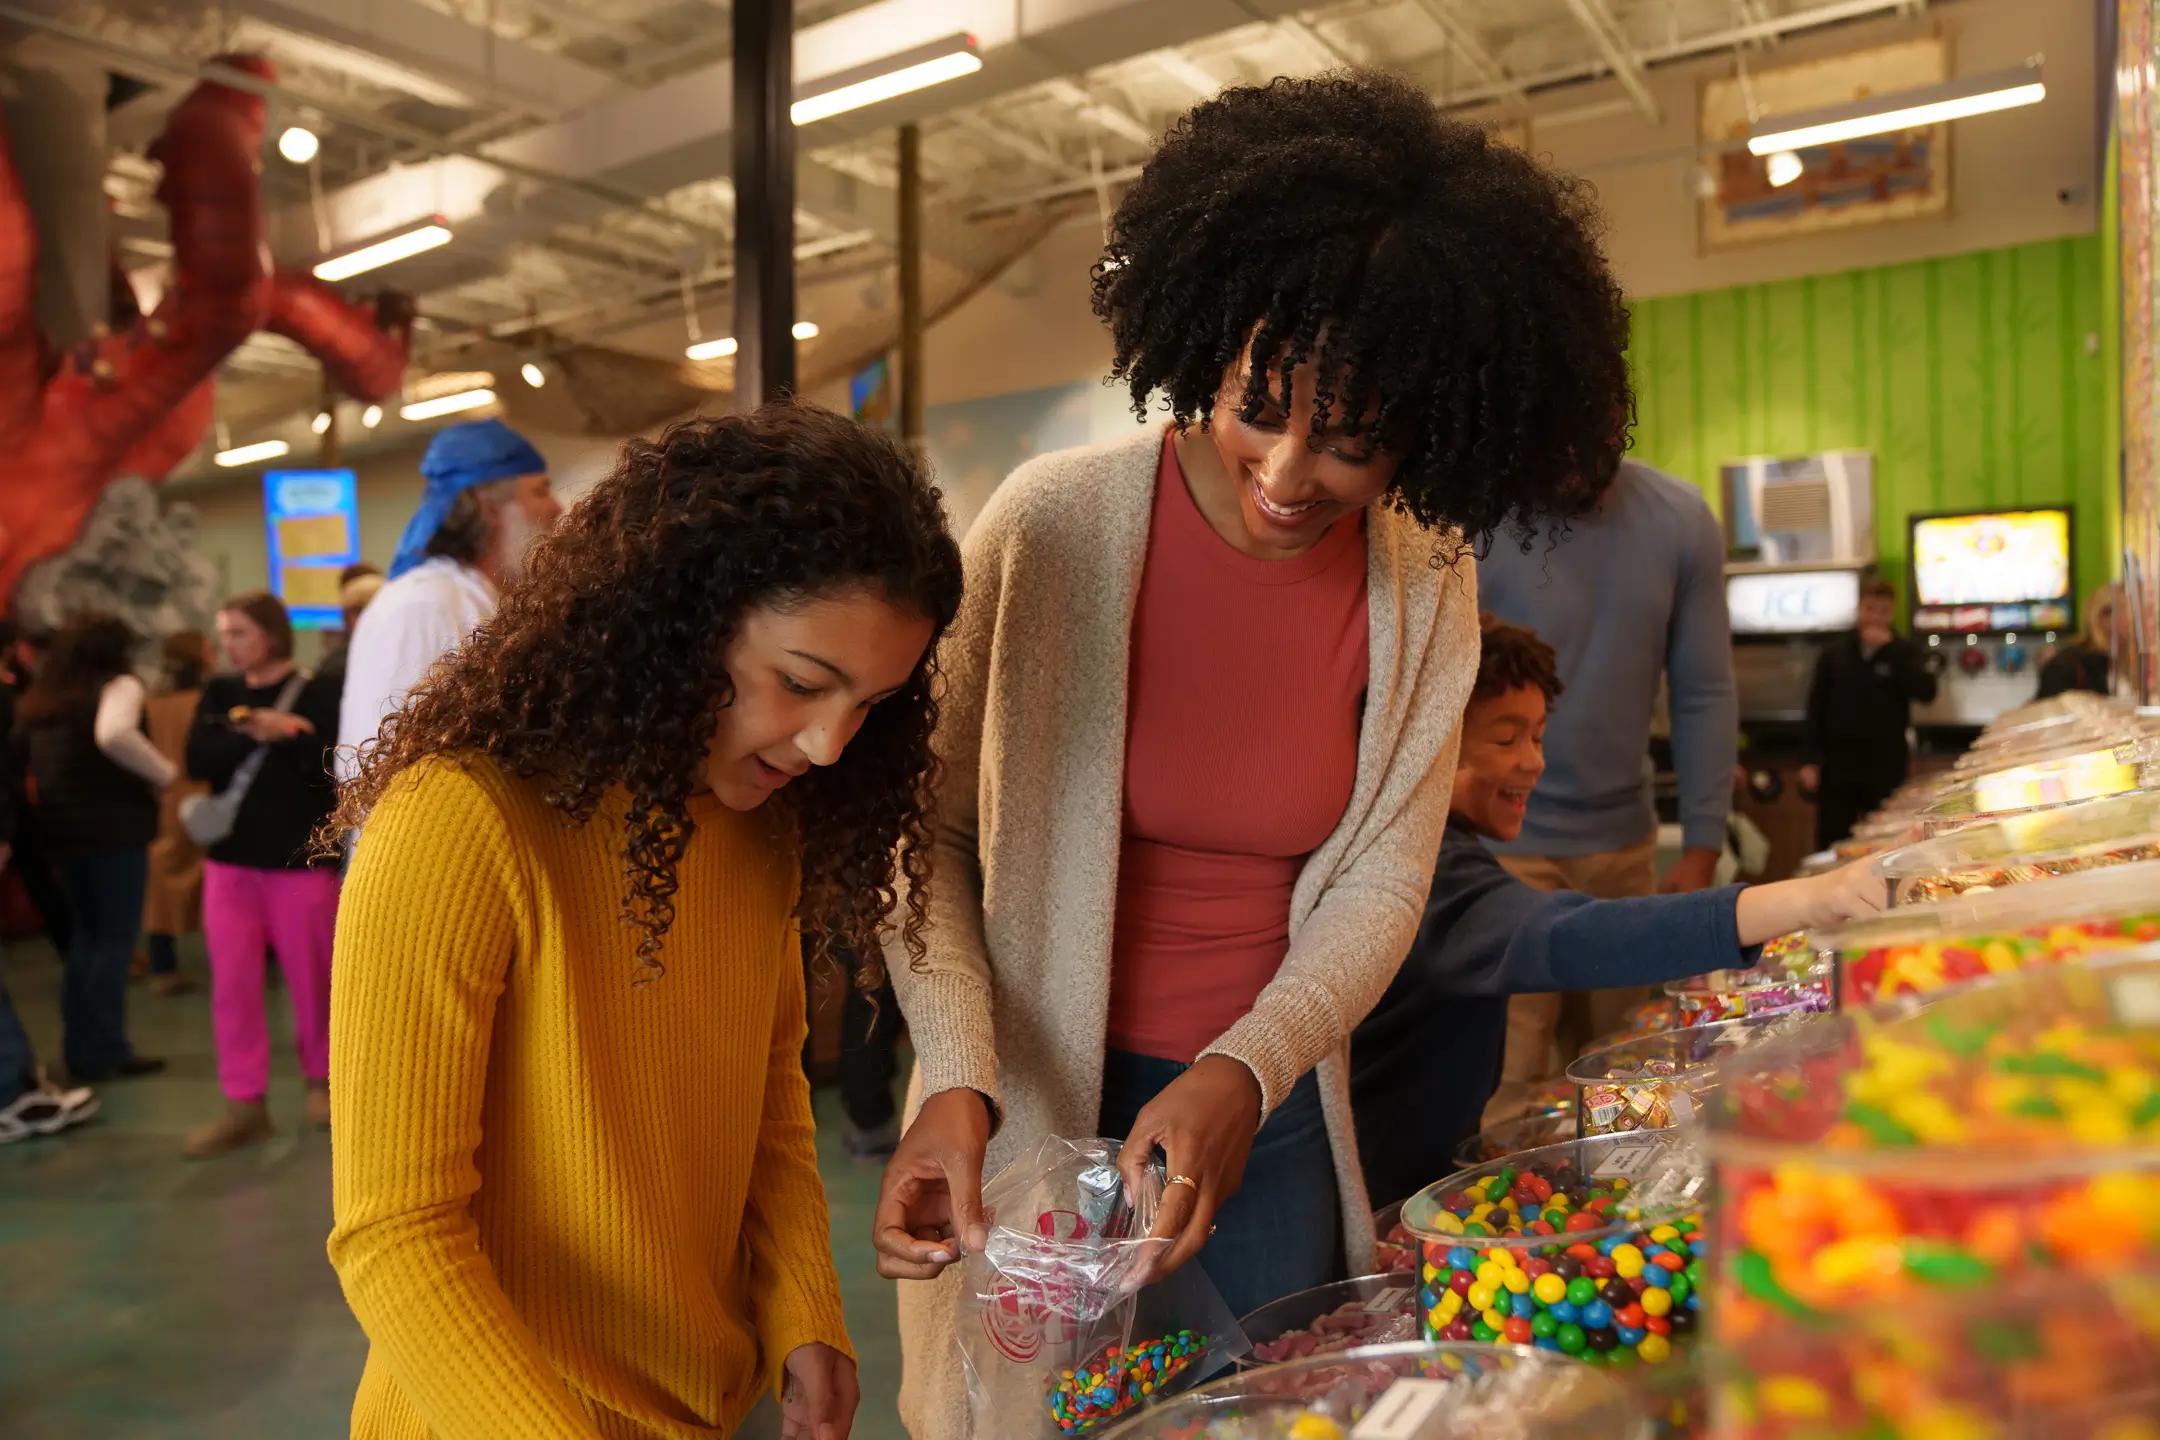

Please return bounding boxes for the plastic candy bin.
[1704,961,2160,1439]
[1451,1110,1577,1169]
[1663,934,1833,1029]
[1813,858,2160,1006]
[1239,1275,1416,1367]
[1402,1132,1711,1366]
[1098,1341,1647,1439]
[1568,1017,1818,1138]
[1867,789,2160,906]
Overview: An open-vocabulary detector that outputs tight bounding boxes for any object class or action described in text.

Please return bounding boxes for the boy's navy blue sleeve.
[1414,831,1754,995]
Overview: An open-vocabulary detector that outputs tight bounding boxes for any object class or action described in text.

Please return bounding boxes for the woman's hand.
[234,708,315,744]
[1118,1055,1261,1287]
[872,1088,991,1279]
[780,1343,858,1440]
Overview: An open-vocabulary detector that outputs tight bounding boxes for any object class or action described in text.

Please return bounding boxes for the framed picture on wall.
[1700,35,1952,251]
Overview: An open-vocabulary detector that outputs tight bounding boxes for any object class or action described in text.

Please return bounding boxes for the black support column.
[897,122,924,447]
[732,0,795,409]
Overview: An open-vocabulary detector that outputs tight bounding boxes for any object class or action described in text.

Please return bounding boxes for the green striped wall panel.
[1625,233,2112,603]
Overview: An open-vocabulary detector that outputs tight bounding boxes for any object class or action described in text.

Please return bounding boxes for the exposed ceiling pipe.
[1558,0,1662,122]
[1414,0,1918,112]
[0,3,731,248]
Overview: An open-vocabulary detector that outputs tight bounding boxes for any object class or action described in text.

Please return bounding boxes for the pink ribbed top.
[1104,436,1370,1064]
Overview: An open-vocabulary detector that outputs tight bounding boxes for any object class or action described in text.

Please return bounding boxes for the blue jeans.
[1097,1049,1343,1318]
[0,959,35,1107]
[54,849,148,1080]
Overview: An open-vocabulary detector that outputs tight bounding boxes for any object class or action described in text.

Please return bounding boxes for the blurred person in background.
[2036,581,2124,699]
[335,421,559,783]
[142,631,210,997]
[14,615,173,1082]
[1475,455,1738,1123]
[0,758,100,1143]
[0,621,73,956]
[1801,577,1938,850]
[183,592,344,1157]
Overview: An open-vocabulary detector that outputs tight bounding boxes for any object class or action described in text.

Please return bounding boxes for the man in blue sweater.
[1477,460,1739,1120]
[1351,617,1878,1208]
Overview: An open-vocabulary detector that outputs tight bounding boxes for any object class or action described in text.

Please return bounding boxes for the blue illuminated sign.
[263,468,360,630]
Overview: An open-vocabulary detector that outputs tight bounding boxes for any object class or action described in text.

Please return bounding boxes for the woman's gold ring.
[1166,1173,1199,1192]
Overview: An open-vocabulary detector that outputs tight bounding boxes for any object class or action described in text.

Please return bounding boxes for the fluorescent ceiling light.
[686,336,739,361]
[313,219,453,282]
[1765,150,1804,188]
[520,361,546,388]
[400,388,497,421]
[791,34,981,126]
[1748,63,2045,156]
[792,320,820,340]
[310,410,333,435]
[278,125,320,164]
[361,404,383,429]
[215,439,290,467]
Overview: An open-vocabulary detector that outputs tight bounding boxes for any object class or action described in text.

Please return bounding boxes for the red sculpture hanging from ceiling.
[0,53,410,603]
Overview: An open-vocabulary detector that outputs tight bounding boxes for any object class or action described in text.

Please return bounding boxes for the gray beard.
[491,504,542,588]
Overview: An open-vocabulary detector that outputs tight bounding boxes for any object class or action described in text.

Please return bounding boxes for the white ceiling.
[6,0,1940,468]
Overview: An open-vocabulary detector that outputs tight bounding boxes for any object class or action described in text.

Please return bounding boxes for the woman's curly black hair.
[1091,71,1632,546]
[323,403,964,986]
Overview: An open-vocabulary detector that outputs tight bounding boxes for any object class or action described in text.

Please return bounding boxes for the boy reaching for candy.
[1351,615,1884,1207]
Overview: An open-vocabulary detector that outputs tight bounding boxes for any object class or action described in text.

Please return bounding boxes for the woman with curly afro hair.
[873,71,1632,1433]
[324,404,961,1440]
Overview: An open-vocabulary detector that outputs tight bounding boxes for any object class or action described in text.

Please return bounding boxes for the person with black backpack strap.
[182,591,343,1157]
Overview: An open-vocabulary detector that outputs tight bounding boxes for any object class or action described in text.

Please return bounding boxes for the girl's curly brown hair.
[322,403,964,984]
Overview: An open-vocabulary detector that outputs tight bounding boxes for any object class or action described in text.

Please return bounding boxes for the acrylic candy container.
[1402,1132,1712,1368]
[1098,1340,1647,1440]
[1866,788,2160,907]
[1567,1016,1820,1138]
[1813,858,2160,1007]
[1663,933,1833,1030]
[1704,961,2160,1439]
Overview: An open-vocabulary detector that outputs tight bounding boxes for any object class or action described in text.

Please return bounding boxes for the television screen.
[1909,508,2072,632]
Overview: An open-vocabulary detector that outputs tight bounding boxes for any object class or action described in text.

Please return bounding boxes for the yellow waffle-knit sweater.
[327,757,851,1439]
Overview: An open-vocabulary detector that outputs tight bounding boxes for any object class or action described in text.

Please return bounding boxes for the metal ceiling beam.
[1153,49,1224,98]
[952,112,1079,179]
[1417,0,1913,114]
[1043,77,1156,148]
[225,0,617,117]
[1409,0,1529,109]
[1559,0,1661,122]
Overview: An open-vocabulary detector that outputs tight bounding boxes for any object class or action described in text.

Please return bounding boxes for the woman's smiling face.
[1198,357,1400,559]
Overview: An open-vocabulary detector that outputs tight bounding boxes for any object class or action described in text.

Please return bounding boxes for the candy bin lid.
[1098,1341,1648,1440]
[1811,856,2160,983]
[1450,1110,1578,1169]
[1401,1131,1709,1254]
[1702,957,2160,1185]
[1867,789,2160,903]
[1238,1275,1417,1368]
[1915,736,2160,832]
[1566,1015,1826,1118]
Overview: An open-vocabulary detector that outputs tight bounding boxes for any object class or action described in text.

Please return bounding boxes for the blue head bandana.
[387,419,548,579]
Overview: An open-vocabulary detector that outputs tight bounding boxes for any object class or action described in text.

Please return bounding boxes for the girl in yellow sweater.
[324,405,964,1440]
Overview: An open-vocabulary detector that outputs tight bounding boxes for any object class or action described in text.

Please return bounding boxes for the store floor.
[0,937,910,1439]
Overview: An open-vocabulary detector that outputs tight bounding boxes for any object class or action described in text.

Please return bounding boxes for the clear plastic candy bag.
[957,1134,1248,1436]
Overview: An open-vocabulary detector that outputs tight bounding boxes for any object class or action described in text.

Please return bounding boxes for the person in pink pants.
[182,592,346,1157]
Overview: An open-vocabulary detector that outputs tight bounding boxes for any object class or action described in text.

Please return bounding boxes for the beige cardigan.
[888,424,1480,1437]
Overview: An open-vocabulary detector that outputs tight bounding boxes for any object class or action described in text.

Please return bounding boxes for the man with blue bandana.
[335,419,560,783]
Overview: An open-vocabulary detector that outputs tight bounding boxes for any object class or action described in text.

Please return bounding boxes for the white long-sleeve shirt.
[335,557,499,784]
[95,675,179,790]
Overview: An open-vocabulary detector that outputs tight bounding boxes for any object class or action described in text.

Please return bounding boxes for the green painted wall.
[1625,233,2113,604]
